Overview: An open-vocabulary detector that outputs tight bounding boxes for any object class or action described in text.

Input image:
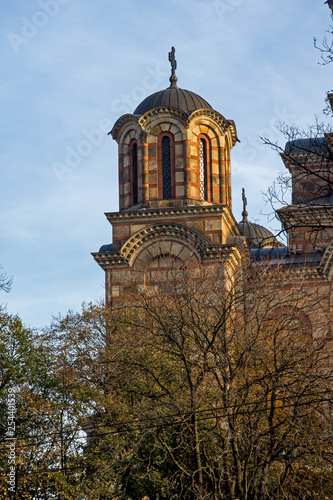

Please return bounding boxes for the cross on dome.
[168,46,178,88]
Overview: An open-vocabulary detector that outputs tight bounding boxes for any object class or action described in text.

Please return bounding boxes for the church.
[92,48,333,338]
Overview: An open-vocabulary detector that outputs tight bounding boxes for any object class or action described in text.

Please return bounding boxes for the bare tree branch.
[0,265,13,293]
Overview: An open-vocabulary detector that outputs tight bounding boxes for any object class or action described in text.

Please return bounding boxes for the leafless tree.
[50,261,333,499]
[314,2,333,65]
[260,4,333,245]
[0,265,13,293]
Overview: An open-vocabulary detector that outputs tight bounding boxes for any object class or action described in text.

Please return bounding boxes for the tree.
[0,308,40,498]
[314,2,333,65]
[261,119,332,219]
[0,308,34,394]
[48,261,333,499]
[0,265,13,294]
[261,4,333,244]
[0,308,90,500]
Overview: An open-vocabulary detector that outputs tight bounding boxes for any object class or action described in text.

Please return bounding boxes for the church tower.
[93,48,246,302]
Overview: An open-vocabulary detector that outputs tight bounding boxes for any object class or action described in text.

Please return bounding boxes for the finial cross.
[242,188,247,212]
[242,188,248,222]
[169,46,177,76]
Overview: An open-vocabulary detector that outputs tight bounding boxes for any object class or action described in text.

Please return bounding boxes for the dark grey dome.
[134,86,212,115]
[238,221,284,249]
[239,188,284,249]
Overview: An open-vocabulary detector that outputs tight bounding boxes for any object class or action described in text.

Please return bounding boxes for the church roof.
[134,85,212,116]
[238,220,283,249]
[284,137,328,153]
[134,47,212,116]
[238,188,285,249]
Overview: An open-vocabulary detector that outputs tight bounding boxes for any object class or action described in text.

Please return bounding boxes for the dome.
[238,220,282,249]
[134,75,212,115]
[238,188,284,249]
[134,48,212,115]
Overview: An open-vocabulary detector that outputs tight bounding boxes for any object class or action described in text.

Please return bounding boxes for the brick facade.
[93,76,333,341]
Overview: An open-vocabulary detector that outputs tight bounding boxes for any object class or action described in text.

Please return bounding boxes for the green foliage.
[46,265,333,499]
[1,264,333,499]
[0,307,90,499]
[0,307,35,392]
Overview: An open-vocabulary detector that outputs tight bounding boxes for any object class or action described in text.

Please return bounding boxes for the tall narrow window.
[199,138,208,200]
[162,136,172,199]
[131,143,138,205]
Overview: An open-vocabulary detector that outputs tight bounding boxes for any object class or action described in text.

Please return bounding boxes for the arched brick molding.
[138,107,188,132]
[133,239,200,272]
[120,222,211,267]
[186,109,237,148]
[318,238,333,280]
[268,305,312,333]
[268,304,329,339]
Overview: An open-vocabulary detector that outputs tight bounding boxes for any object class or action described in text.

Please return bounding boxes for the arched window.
[158,133,175,199]
[162,136,172,199]
[199,139,207,200]
[131,142,138,205]
[199,137,210,201]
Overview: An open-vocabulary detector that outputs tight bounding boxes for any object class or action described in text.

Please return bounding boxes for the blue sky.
[0,0,331,328]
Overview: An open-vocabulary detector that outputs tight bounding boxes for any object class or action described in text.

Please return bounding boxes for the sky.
[0,0,332,328]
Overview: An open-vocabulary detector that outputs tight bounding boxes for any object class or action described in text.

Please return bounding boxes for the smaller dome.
[238,221,283,249]
[238,188,284,249]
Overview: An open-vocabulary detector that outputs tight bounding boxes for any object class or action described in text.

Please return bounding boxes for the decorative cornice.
[258,262,323,282]
[91,251,128,270]
[93,229,331,283]
[227,119,238,148]
[280,151,330,172]
[106,204,241,242]
[106,203,234,223]
[109,108,239,145]
[287,266,323,281]
[187,110,238,147]
[110,114,140,143]
[138,106,188,131]
[93,222,243,271]
[277,204,333,230]
[203,244,242,268]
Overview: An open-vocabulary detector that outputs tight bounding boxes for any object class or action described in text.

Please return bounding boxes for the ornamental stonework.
[93,51,333,344]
